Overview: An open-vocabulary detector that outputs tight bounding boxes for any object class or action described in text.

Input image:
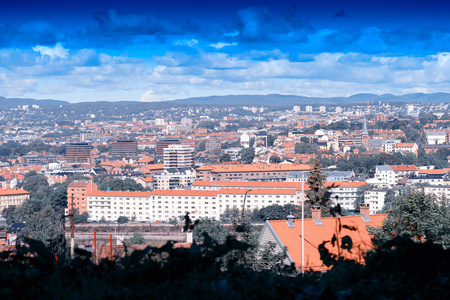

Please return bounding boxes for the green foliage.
[295,142,319,154]
[219,153,232,163]
[368,190,450,248]
[74,209,89,224]
[117,216,129,224]
[269,154,281,163]
[96,177,145,191]
[193,218,228,244]
[239,147,255,164]
[251,204,301,222]
[220,207,241,223]
[128,232,146,245]
[305,160,332,210]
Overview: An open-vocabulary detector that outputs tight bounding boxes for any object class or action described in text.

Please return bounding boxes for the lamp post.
[241,189,252,221]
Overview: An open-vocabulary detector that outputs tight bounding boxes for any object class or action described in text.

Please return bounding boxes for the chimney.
[360,203,371,222]
[286,213,295,227]
[311,206,323,225]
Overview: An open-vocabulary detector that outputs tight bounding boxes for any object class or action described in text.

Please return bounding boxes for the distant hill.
[168,93,450,106]
[0,96,68,109]
[1,92,449,108]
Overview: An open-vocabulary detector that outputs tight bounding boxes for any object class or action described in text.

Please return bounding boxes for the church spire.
[362,116,368,135]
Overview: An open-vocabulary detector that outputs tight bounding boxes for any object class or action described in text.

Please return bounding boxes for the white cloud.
[208,42,238,49]
[139,90,165,102]
[172,39,199,48]
[32,43,69,59]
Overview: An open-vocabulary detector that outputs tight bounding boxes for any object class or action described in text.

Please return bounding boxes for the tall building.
[163,144,194,169]
[319,106,326,113]
[66,143,92,163]
[110,140,138,158]
[155,138,180,161]
[305,105,313,113]
[361,116,369,146]
[293,105,301,113]
[335,106,343,113]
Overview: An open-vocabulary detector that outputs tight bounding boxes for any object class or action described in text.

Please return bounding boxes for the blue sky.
[2,0,450,102]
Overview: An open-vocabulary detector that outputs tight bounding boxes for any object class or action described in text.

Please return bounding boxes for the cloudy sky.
[2,0,450,102]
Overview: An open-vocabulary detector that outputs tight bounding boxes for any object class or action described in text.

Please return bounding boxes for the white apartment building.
[328,182,367,211]
[87,191,152,222]
[305,105,313,113]
[364,189,388,214]
[87,188,300,222]
[375,165,418,186]
[319,106,326,113]
[423,185,450,200]
[394,143,418,155]
[163,144,194,169]
[425,130,446,145]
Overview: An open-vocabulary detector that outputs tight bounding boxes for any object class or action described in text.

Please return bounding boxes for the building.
[328,181,367,211]
[374,114,388,123]
[110,140,138,158]
[394,143,418,156]
[319,106,326,113]
[6,223,27,246]
[196,164,310,181]
[163,144,194,169]
[423,185,450,200]
[67,181,98,213]
[361,117,369,147]
[363,189,399,214]
[66,143,92,163]
[425,130,447,145]
[205,140,221,152]
[375,165,418,186]
[153,168,196,190]
[87,191,152,222]
[293,105,301,113]
[323,171,355,182]
[305,105,313,113]
[258,206,385,272]
[0,189,30,212]
[155,138,180,161]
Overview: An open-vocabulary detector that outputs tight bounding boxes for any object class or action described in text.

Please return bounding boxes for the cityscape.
[1,0,450,299]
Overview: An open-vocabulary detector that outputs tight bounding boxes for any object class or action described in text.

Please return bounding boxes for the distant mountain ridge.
[0,92,449,108]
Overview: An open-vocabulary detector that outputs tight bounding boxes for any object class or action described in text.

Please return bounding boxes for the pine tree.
[305,160,332,215]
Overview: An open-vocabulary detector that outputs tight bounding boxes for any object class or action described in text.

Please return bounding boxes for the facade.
[205,140,221,152]
[66,143,92,163]
[375,165,418,186]
[155,138,180,161]
[87,191,152,222]
[67,181,98,213]
[394,143,418,156]
[364,189,393,214]
[163,144,194,169]
[328,181,367,211]
[423,185,450,200]
[87,188,301,222]
[0,189,30,212]
[153,168,196,190]
[196,164,310,182]
[110,140,138,158]
[425,130,446,145]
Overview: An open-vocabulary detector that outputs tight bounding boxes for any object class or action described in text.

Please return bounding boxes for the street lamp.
[241,189,252,221]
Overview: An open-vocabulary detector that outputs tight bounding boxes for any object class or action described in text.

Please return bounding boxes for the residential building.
[363,189,397,214]
[205,140,221,152]
[155,138,180,161]
[394,143,418,156]
[153,168,196,190]
[305,105,313,113]
[375,165,418,186]
[423,185,450,200]
[0,188,30,212]
[196,164,310,181]
[163,144,194,169]
[67,180,98,213]
[328,181,367,211]
[87,191,152,222]
[425,130,446,145]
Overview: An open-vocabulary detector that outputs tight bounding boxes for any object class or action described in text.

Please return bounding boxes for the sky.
[2,0,450,102]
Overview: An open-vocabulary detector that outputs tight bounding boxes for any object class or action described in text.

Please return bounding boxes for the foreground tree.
[368,190,450,248]
[128,232,146,245]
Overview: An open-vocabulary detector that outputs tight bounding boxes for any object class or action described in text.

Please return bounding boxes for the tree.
[305,160,332,210]
[251,204,301,222]
[269,155,282,164]
[74,209,89,224]
[220,153,232,163]
[354,185,372,211]
[368,191,450,248]
[117,216,129,224]
[128,232,146,245]
[220,207,241,223]
[193,218,228,244]
[239,147,255,164]
[295,143,319,154]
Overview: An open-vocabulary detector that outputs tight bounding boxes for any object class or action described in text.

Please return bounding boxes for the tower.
[361,116,369,147]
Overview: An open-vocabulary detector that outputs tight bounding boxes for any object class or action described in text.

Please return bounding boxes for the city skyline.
[2,1,450,102]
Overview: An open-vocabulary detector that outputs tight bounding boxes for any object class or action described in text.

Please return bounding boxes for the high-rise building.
[305,105,313,113]
[155,138,180,161]
[163,144,194,169]
[293,105,301,113]
[110,140,138,158]
[336,106,343,113]
[319,106,326,113]
[66,143,92,163]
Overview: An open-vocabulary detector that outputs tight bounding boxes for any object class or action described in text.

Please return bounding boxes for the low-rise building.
[0,188,30,212]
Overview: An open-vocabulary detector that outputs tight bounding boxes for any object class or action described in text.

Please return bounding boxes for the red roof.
[266,214,386,271]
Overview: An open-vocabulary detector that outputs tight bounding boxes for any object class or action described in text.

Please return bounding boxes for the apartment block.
[66,143,92,163]
[67,180,98,213]
[163,144,194,169]
[0,189,30,212]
